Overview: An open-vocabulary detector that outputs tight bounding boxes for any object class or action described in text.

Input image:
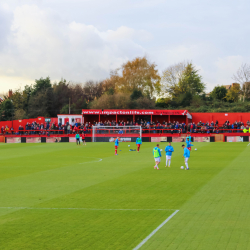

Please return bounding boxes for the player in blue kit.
[136,137,142,152]
[186,135,191,143]
[186,138,194,151]
[182,144,190,170]
[165,142,174,167]
[114,137,119,155]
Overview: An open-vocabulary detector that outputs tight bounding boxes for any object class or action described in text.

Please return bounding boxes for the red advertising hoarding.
[26,137,41,143]
[47,137,62,143]
[6,137,21,143]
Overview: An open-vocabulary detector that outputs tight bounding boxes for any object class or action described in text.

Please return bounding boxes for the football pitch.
[0,142,250,250]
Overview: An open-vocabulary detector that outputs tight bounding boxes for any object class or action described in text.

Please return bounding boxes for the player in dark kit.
[81,132,86,146]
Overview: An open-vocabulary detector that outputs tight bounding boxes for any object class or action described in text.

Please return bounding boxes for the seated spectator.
[243,127,248,133]
[73,125,78,134]
[5,126,9,134]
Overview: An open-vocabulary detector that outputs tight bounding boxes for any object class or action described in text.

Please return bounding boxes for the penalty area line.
[133,209,179,250]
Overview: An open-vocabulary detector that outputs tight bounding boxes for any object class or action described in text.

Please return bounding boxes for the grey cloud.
[0,0,249,92]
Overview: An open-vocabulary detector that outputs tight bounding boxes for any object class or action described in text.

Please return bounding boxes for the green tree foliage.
[14,109,26,120]
[130,89,143,100]
[6,57,250,116]
[10,89,24,110]
[0,99,14,121]
[106,87,115,95]
[53,79,70,114]
[134,97,155,109]
[32,77,52,96]
[60,104,79,114]
[190,95,205,108]
[210,86,227,100]
[90,93,130,109]
[90,93,156,109]
[162,62,205,98]
[180,64,205,95]
[22,85,32,113]
[155,98,171,108]
[83,81,104,101]
[225,84,241,102]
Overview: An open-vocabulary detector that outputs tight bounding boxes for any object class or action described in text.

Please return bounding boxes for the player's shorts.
[154,157,161,162]
[185,157,189,163]
[76,138,79,141]
[115,146,118,149]
[166,155,171,160]
[137,144,141,148]
[187,147,191,151]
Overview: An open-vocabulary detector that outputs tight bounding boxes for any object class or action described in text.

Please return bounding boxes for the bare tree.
[161,61,190,98]
[232,63,250,102]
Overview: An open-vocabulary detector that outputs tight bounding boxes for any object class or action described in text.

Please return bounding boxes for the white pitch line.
[133,209,179,250]
[79,158,102,164]
[0,207,176,211]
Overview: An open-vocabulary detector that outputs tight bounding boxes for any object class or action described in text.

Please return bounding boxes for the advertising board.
[26,137,41,143]
[172,137,186,142]
[47,137,62,143]
[151,137,167,142]
[193,137,210,142]
[227,136,243,142]
[109,137,131,142]
[69,137,76,143]
[6,137,21,143]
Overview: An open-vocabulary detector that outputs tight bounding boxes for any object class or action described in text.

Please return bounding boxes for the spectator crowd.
[1,119,250,135]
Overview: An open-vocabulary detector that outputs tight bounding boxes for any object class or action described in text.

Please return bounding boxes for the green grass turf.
[0,141,249,249]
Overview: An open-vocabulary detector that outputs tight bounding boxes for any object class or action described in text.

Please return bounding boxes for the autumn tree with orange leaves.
[103,57,161,97]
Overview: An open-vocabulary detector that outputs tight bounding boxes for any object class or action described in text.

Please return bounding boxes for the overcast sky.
[0,0,249,93]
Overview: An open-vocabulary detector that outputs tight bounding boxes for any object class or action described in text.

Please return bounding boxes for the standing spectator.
[67,124,71,134]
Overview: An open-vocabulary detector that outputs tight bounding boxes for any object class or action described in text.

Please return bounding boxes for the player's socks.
[168,160,171,167]
[115,150,117,154]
